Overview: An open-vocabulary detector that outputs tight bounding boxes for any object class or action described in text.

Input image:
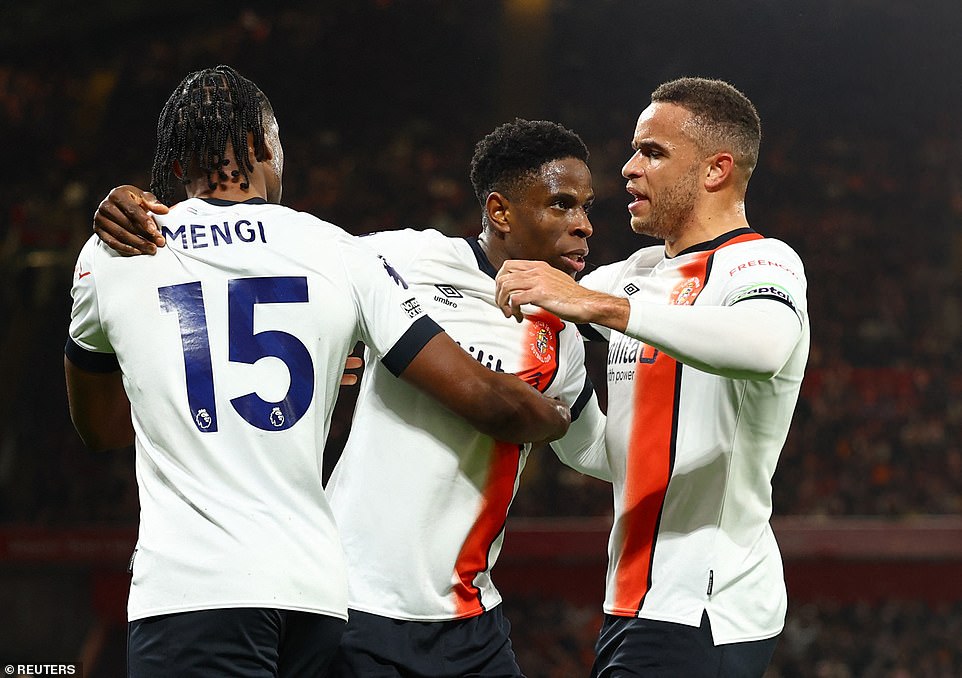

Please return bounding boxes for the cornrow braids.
[150,65,273,205]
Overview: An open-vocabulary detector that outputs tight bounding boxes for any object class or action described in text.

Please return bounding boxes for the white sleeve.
[550,391,609,481]
[625,298,802,380]
[341,235,442,375]
[624,240,807,380]
[542,321,610,481]
[68,238,113,355]
[358,228,432,273]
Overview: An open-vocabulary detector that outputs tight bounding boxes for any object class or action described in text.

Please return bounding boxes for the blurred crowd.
[2,1,961,672]
[2,6,960,522]
[501,597,962,678]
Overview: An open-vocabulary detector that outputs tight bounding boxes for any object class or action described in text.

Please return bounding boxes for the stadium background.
[2,0,961,675]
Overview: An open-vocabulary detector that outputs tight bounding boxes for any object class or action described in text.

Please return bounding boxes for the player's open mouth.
[626,185,648,213]
[561,251,587,273]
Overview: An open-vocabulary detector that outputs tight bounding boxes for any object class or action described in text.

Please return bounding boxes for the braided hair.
[150,65,273,205]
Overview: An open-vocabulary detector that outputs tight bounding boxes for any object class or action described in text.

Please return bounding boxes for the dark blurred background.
[1,1,961,675]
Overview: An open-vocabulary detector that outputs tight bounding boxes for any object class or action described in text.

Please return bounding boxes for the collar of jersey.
[199,197,268,207]
[669,227,758,258]
[465,237,498,279]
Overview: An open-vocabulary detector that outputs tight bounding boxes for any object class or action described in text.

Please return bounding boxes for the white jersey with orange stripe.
[579,228,809,644]
[327,228,607,622]
[67,198,441,623]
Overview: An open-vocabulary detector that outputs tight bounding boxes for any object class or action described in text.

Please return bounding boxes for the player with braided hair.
[92,116,609,677]
[149,64,273,205]
[65,68,571,677]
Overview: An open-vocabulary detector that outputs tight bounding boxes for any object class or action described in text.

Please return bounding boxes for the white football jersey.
[327,229,607,621]
[67,198,440,622]
[579,229,809,643]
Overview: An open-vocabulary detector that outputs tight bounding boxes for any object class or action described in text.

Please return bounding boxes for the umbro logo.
[435,284,463,299]
[624,283,639,296]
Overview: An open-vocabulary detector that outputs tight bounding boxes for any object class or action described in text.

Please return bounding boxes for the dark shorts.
[590,611,778,678]
[330,605,523,677]
[127,607,345,677]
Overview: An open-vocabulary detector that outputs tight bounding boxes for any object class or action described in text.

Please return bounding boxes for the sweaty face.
[502,157,594,278]
[621,102,703,244]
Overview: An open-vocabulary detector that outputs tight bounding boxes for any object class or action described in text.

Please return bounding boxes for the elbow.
[739,339,796,381]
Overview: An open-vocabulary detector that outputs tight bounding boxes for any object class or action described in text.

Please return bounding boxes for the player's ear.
[704,152,734,191]
[485,192,511,237]
[249,131,272,162]
[172,160,184,180]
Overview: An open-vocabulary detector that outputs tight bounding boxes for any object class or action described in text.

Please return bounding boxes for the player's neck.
[476,230,508,272]
[186,183,266,202]
[664,200,750,257]
[182,153,269,202]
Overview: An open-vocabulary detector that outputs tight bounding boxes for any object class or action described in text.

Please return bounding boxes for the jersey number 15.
[158,277,314,433]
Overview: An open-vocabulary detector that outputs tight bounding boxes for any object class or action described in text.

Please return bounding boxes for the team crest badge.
[671,276,702,306]
[529,321,555,364]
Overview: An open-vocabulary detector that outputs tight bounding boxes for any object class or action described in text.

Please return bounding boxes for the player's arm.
[550,388,610,481]
[496,260,629,330]
[496,259,802,380]
[64,355,134,451]
[395,327,571,445]
[618,298,803,380]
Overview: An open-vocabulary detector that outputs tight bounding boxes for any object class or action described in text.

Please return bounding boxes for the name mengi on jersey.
[162,219,267,250]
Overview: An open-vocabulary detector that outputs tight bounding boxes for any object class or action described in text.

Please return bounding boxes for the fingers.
[94,200,157,255]
[93,185,167,255]
[340,355,364,386]
[494,272,526,322]
[135,190,168,247]
[140,190,169,215]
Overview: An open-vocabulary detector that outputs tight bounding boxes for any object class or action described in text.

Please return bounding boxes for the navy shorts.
[127,607,345,677]
[329,605,523,677]
[590,610,778,678]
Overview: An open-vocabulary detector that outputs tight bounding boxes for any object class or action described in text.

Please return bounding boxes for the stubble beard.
[629,167,699,243]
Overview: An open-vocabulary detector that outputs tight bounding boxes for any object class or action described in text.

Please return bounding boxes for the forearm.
[398,332,570,444]
[624,298,802,379]
[470,372,572,444]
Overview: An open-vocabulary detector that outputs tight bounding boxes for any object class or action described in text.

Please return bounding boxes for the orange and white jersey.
[327,229,606,622]
[579,228,809,644]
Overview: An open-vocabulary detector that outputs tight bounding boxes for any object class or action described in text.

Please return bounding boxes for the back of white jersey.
[68,198,435,621]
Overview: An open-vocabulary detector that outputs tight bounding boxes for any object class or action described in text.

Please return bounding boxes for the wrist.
[585,292,630,333]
